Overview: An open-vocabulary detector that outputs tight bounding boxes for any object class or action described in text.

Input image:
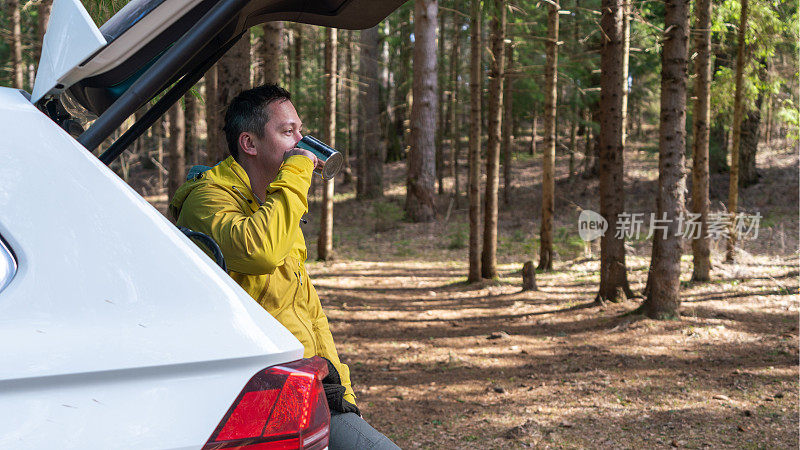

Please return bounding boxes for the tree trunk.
[709,122,728,173]
[343,30,355,185]
[691,0,712,281]
[157,116,166,191]
[9,0,23,89]
[739,58,766,187]
[436,11,447,195]
[292,24,303,94]
[380,20,398,166]
[764,58,773,146]
[204,66,220,162]
[36,0,53,63]
[739,109,761,186]
[596,0,632,304]
[388,8,413,163]
[620,0,630,146]
[468,0,483,282]
[582,109,593,174]
[406,0,438,222]
[538,1,559,271]
[639,0,690,320]
[448,10,463,208]
[359,26,384,199]
[530,108,538,155]
[318,28,337,261]
[481,0,506,279]
[262,22,284,85]
[356,30,367,197]
[168,101,186,200]
[502,41,514,205]
[215,35,251,162]
[726,0,748,262]
[522,261,538,291]
[569,93,577,179]
[185,93,199,166]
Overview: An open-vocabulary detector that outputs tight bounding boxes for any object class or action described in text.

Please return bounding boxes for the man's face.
[251,99,303,181]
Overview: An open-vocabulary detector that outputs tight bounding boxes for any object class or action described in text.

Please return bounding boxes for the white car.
[0,0,403,448]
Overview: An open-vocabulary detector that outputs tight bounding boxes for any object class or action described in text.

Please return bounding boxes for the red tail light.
[203,356,330,450]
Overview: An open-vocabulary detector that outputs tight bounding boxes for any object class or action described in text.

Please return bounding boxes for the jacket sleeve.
[181,156,314,274]
[307,282,357,406]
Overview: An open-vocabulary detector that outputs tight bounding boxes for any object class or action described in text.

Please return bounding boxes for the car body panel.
[0,86,304,448]
[30,0,106,103]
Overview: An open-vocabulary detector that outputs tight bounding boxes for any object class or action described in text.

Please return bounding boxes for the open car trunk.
[33,0,406,161]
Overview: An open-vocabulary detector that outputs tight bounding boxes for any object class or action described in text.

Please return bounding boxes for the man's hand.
[283,148,323,171]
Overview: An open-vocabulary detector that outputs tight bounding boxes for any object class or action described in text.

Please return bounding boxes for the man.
[169,84,398,449]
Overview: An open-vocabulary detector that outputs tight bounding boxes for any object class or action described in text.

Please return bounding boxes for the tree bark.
[709,122,729,173]
[530,108,538,155]
[9,0,23,89]
[620,0,630,146]
[481,0,506,279]
[157,116,166,191]
[726,0,748,262]
[436,11,447,195]
[691,0,712,281]
[764,58,773,146]
[262,22,284,85]
[569,92,577,179]
[215,35,251,162]
[318,28,337,261]
[739,109,761,186]
[522,261,538,291]
[448,11,463,208]
[168,101,186,200]
[343,30,355,185]
[502,41,514,205]
[539,1,559,271]
[184,93,199,166]
[292,24,303,94]
[468,0,483,282]
[204,66,220,162]
[388,8,413,163]
[406,0,439,222]
[359,26,384,199]
[36,0,53,63]
[596,0,632,304]
[582,109,593,174]
[739,58,767,187]
[639,0,690,320]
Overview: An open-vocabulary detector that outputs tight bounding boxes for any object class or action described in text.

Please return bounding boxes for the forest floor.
[150,135,799,448]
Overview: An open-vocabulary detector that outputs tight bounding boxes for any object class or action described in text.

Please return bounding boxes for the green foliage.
[371,200,405,232]
[83,0,127,25]
[775,98,800,141]
[710,66,760,121]
[393,239,415,257]
[445,223,468,250]
[710,0,796,129]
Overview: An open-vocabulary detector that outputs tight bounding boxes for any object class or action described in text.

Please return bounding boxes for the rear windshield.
[99,0,168,43]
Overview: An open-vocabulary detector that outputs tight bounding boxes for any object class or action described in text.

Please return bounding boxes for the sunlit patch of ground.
[300,138,798,448]
[309,257,797,449]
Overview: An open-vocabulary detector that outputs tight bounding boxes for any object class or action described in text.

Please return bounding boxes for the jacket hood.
[168,156,257,220]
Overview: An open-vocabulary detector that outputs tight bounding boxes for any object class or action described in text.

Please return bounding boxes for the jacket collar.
[222,157,262,213]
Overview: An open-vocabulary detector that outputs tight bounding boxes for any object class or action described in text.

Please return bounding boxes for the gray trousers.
[329,413,401,449]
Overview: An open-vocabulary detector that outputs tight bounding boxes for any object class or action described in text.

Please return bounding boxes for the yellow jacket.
[169,155,355,404]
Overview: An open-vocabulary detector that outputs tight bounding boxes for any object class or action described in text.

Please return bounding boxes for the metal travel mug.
[296,135,343,180]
